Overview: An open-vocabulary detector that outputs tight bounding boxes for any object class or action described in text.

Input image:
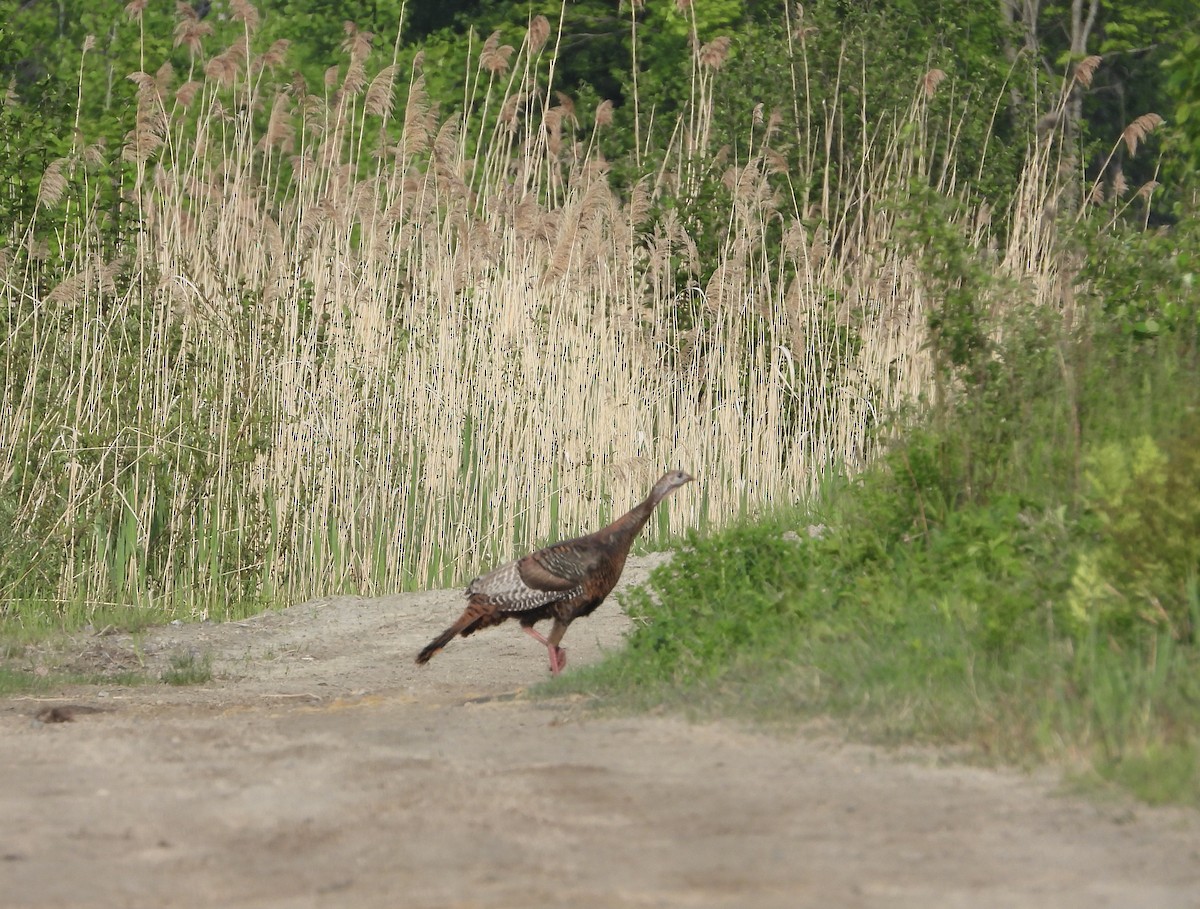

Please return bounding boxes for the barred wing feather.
[468,560,578,614]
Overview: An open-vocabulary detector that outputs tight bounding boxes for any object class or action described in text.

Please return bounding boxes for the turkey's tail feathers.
[415,625,459,664]
[415,599,490,665]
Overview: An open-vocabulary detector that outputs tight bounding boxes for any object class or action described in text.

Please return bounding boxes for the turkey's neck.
[598,490,666,549]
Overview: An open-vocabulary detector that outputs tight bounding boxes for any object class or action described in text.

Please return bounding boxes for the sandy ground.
[2,554,1199,909]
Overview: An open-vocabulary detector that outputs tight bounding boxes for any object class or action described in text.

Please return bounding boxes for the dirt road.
[3,555,1198,908]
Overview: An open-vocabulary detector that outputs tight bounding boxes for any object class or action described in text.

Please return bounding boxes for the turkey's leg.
[546,618,569,674]
[522,622,568,674]
[522,625,551,646]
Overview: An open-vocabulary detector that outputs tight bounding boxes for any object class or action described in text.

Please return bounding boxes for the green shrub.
[1071,421,1200,641]
[616,518,821,686]
[1077,218,1200,342]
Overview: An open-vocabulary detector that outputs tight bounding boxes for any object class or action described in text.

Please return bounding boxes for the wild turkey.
[416,469,694,674]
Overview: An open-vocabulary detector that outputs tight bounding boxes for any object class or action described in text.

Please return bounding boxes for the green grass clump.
[161,650,214,686]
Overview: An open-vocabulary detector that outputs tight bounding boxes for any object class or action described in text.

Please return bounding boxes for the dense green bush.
[1079,216,1200,340]
[1071,423,1200,642]
[616,518,825,685]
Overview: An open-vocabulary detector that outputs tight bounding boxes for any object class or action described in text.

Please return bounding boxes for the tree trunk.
[999,0,1042,125]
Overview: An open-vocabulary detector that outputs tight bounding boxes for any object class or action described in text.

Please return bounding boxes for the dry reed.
[0,3,1073,620]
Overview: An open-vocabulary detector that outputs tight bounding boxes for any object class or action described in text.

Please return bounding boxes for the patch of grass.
[161,651,213,686]
[0,666,54,696]
[0,624,162,694]
[0,591,275,652]
[1098,743,1200,807]
[0,665,151,696]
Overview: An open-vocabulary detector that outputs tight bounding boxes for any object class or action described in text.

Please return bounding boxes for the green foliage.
[258,0,407,74]
[1071,425,1200,641]
[614,518,823,688]
[1068,628,1200,806]
[622,0,744,117]
[1162,28,1200,176]
[0,480,66,609]
[0,80,70,238]
[1077,211,1200,340]
[3,1,191,140]
[897,181,1003,388]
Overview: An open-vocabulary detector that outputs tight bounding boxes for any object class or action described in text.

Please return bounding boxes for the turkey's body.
[415,470,694,674]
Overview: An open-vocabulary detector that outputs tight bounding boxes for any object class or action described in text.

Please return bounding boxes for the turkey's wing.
[519,540,607,589]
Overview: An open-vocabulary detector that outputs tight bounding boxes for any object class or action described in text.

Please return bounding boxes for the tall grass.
[1,4,1066,624]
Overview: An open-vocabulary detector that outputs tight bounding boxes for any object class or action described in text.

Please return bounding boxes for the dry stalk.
[2,24,1081,618]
